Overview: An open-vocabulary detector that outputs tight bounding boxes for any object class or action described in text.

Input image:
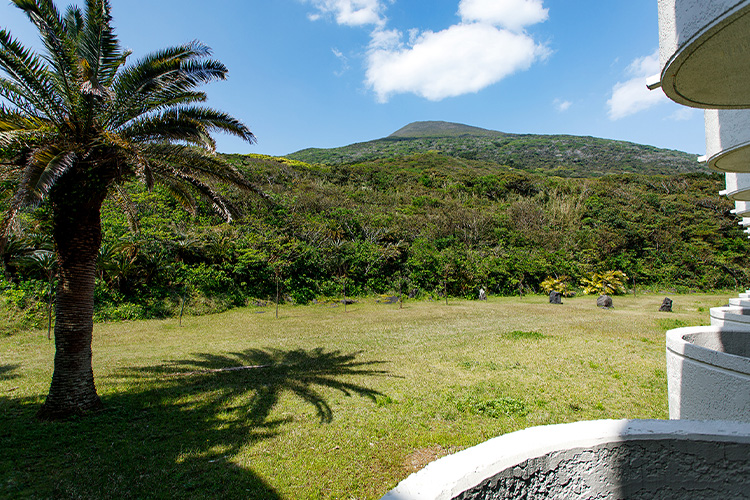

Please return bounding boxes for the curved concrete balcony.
[704,109,750,172]
[380,419,750,500]
[666,326,750,422]
[732,200,750,216]
[720,172,750,200]
[655,0,750,108]
[710,305,750,329]
[729,297,750,307]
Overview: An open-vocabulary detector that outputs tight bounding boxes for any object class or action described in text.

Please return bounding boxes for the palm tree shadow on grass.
[141,347,389,424]
[0,364,20,381]
[1,348,389,498]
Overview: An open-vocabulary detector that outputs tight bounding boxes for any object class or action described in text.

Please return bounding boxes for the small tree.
[581,270,628,296]
[540,275,574,297]
[15,249,57,339]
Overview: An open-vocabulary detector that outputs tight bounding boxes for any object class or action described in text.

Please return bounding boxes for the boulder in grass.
[597,295,613,308]
[549,291,563,304]
[659,297,673,312]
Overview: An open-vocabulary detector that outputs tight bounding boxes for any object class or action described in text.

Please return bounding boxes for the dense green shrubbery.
[0,277,50,334]
[2,152,748,327]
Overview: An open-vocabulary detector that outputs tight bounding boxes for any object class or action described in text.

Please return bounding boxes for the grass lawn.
[0,292,727,499]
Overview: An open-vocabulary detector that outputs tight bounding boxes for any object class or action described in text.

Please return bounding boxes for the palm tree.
[0,0,260,419]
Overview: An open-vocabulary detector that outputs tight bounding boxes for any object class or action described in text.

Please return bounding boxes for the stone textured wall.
[453,440,750,500]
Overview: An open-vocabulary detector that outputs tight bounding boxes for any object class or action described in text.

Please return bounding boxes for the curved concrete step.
[381,419,750,500]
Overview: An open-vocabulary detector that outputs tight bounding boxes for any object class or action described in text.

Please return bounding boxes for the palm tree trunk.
[37,193,105,420]
[46,272,53,341]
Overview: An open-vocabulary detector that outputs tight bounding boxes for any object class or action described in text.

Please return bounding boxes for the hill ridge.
[287,121,704,178]
[388,121,503,138]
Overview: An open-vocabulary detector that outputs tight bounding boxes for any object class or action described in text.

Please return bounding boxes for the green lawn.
[0,293,727,499]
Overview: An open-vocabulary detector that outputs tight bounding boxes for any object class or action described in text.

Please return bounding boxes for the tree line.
[3,151,748,326]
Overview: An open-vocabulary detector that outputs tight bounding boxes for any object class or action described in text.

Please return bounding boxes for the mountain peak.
[287,121,704,178]
[388,121,503,138]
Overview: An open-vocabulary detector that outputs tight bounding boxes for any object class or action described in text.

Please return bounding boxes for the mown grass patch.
[458,396,530,419]
[503,330,548,340]
[656,318,690,331]
[0,293,730,499]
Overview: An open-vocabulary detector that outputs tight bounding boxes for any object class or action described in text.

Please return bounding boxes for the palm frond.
[157,176,199,215]
[0,127,54,156]
[79,0,123,88]
[144,143,239,180]
[2,5,260,237]
[117,111,215,149]
[118,107,254,150]
[107,183,140,232]
[167,170,235,222]
[62,5,84,39]
[144,143,273,205]
[166,59,229,87]
[0,29,65,122]
[166,107,255,144]
[0,77,48,118]
[0,107,44,132]
[110,42,218,95]
[0,208,21,254]
[134,160,154,190]
[106,45,227,127]
[134,41,212,65]
[137,90,209,114]
[10,0,79,102]
[18,147,75,206]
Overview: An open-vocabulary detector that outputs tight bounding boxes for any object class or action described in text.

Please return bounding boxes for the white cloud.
[304,0,550,102]
[332,48,350,76]
[608,79,666,120]
[607,50,667,120]
[625,51,659,77]
[366,23,548,102]
[554,98,572,112]
[368,27,401,51]
[458,0,548,32]
[305,0,386,27]
[668,107,695,121]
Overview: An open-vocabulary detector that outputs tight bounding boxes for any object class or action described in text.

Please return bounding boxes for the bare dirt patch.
[402,445,452,474]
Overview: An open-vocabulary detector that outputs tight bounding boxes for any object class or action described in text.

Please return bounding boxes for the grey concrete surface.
[380,420,750,500]
[666,326,750,421]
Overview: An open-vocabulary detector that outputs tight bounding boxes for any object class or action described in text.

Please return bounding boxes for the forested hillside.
[288,121,704,177]
[2,148,747,328]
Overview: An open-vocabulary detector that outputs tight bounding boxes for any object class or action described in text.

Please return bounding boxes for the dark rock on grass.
[597,295,613,308]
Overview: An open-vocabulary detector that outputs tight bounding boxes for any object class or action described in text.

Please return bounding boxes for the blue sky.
[1,0,706,157]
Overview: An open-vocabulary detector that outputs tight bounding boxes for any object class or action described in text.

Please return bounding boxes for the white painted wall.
[705,109,750,172]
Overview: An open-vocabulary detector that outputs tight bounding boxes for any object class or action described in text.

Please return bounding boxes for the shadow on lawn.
[0,363,20,380]
[0,348,388,499]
